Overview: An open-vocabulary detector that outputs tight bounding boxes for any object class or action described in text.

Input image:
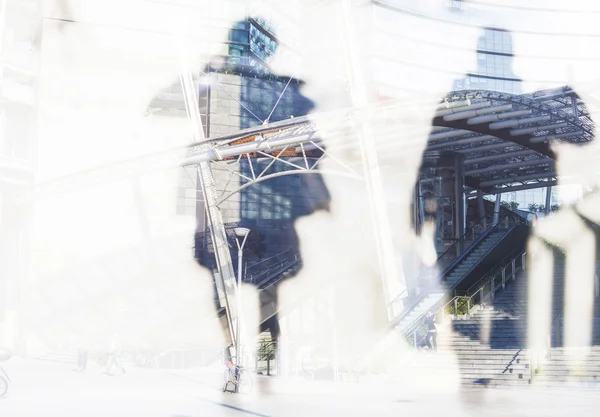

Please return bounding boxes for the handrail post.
[454,298,458,319]
[501,267,506,290]
[467,298,471,317]
[413,331,418,348]
[522,252,526,271]
[511,259,516,279]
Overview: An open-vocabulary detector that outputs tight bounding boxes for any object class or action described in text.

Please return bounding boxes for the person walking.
[77,344,88,371]
[424,311,438,351]
[105,333,127,376]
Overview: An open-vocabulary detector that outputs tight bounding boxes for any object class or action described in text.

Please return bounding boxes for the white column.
[493,193,502,226]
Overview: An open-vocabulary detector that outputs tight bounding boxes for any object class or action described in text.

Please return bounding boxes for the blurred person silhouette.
[424,310,438,351]
[77,344,88,371]
[178,19,331,359]
[105,333,126,376]
[419,26,600,361]
[415,28,523,265]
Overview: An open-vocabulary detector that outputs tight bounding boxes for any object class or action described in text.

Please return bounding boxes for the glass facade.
[453,28,522,94]
[223,17,288,75]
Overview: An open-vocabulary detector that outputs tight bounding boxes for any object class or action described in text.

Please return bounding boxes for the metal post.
[544,186,552,215]
[512,259,516,279]
[235,247,243,392]
[454,298,458,318]
[502,267,506,289]
[454,155,465,254]
[413,182,421,234]
[493,193,501,226]
[179,41,238,350]
[522,252,526,271]
[477,189,487,229]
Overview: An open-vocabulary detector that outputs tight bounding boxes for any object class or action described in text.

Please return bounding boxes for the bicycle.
[0,347,12,399]
[222,356,252,394]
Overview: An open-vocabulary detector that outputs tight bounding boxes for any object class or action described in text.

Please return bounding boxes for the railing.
[445,248,526,318]
[396,213,523,329]
[435,214,492,271]
[245,250,301,287]
[387,288,409,319]
[463,247,527,299]
[245,249,294,283]
[404,249,527,348]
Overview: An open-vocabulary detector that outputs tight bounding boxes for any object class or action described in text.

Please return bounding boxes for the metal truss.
[184,122,363,208]
[428,86,595,194]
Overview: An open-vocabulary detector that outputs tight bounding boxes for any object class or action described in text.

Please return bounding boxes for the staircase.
[437,255,600,388]
[534,348,600,387]
[396,229,508,332]
[436,269,531,387]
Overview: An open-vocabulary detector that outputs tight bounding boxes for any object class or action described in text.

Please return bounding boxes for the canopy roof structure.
[184,85,595,196]
[428,86,594,195]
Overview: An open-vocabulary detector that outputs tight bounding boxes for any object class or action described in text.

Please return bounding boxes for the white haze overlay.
[2,0,600,415]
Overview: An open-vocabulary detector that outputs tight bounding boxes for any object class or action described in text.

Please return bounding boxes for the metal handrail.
[404,249,527,347]
[463,247,527,297]
[257,255,302,289]
[246,250,300,285]
[436,214,490,262]
[393,214,519,329]
[436,209,524,263]
[438,213,523,281]
[246,248,293,272]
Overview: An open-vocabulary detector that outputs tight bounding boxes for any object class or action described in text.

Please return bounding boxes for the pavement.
[1,357,600,416]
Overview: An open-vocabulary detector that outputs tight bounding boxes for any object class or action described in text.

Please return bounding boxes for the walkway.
[2,357,600,416]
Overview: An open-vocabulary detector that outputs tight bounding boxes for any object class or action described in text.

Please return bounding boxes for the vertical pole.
[236,248,243,385]
[544,186,552,215]
[178,35,238,350]
[413,182,421,234]
[493,193,501,226]
[477,189,487,228]
[338,0,406,321]
[502,267,506,289]
[454,155,465,249]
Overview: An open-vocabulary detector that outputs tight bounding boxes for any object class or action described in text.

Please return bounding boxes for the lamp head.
[234,227,250,238]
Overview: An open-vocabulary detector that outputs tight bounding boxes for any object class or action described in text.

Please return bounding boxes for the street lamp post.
[233,227,250,392]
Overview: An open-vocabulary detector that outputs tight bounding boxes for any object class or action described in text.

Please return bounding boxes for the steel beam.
[443,104,513,122]
[479,171,557,187]
[466,158,552,176]
[429,129,473,141]
[530,130,584,144]
[467,110,532,126]
[457,142,516,154]
[465,149,538,165]
[511,122,568,136]
[435,101,492,118]
[490,115,551,130]
[486,180,558,195]
[427,134,497,150]
[183,134,316,165]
